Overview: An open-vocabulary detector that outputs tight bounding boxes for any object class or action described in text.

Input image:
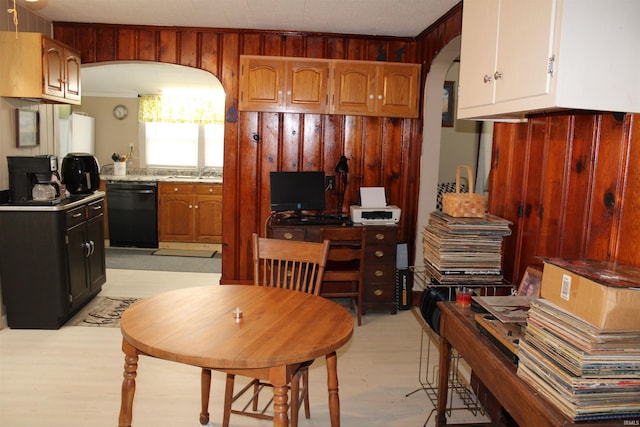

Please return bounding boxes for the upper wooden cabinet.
[0,31,81,104]
[332,60,420,118]
[239,55,420,118]
[457,0,640,120]
[240,56,329,114]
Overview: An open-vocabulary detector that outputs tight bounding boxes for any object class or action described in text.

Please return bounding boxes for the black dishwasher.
[106,181,158,248]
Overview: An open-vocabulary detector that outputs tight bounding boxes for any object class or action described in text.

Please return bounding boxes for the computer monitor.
[270,171,326,216]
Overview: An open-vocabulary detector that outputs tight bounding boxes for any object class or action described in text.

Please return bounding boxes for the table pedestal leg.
[326,351,340,427]
[119,339,139,427]
[200,368,212,425]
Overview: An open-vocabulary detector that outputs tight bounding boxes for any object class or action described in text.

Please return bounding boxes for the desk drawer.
[364,227,396,244]
[270,227,306,241]
[364,245,394,265]
[363,281,395,303]
[66,205,86,228]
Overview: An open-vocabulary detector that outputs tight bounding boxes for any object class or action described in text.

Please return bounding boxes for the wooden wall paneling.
[514,117,547,282]
[94,27,116,62]
[263,33,283,56]
[616,114,640,266]
[116,29,136,59]
[558,114,595,259]
[199,32,220,76]
[584,114,626,261]
[362,117,383,186]
[158,30,177,63]
[136,29,157,61]
[179,31,198,67]
[323,114,344,215]
[301,114,324,168]
[281,113,301,168]
[536,115,572,263]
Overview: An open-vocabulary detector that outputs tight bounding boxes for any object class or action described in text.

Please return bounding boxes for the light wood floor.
[0,269,489,426]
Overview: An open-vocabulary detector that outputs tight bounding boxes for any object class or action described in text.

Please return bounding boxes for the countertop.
[101,174,223,184]
[0,191,106,212]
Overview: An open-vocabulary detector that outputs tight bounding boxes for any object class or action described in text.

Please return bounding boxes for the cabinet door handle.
[494,71,503,80]
[483,74,492,83]
[369,94,375,100]
[195,205,199,209]
[174,187,179,192]
[375,250,384,258]
[377,94,383,100]
[286,90,292,96]
[189,204,193,209]
[89,240,95,256]
[83,242,91,257]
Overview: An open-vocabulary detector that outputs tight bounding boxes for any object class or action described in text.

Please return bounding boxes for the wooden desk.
[268,220,398,314]
[118,285,354,427]
[436,302,615,427]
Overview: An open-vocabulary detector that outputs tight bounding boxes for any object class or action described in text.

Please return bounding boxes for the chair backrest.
[252,233,330,295]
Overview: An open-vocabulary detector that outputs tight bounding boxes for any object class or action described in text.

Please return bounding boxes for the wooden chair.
[319,227,365,326]
[200,233,330,427]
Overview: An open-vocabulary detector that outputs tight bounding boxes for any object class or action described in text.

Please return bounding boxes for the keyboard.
[281,215,352,226]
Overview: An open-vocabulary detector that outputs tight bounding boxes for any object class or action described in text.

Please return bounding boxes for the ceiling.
[20,0,459,38]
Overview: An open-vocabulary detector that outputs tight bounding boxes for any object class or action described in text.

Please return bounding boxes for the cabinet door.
[239,56,286,112]
[43,38,65,99]
[67,223,91,307]
[87,215,106,291]
[332,61,377,115]
[64,47,82,102]
[285,60,329,113]
[495,0,556,103]
[458,0,500,109]
[158,194,194,241]
[195,195,222,243]
[378,64,420,118]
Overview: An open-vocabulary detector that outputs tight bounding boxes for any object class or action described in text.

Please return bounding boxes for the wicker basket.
[442,165,486,218]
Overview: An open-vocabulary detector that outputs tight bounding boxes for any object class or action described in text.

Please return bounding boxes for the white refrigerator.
[59,112,95,157]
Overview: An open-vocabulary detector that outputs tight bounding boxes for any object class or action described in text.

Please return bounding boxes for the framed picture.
[517,267,543,297]
[16,109,39,148]
[442,81,454,127]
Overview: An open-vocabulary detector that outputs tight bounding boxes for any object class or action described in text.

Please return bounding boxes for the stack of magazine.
[517,298,640,421]
[422,211,512,284]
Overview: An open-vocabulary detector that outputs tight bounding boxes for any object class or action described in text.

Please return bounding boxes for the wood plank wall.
[52,22,425,284]
[489,113,640,284]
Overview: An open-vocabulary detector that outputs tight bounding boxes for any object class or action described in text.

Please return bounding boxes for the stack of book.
[422,211,512,284]
[517,298,640,421]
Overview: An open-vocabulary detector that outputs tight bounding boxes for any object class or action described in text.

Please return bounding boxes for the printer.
[350,187,401,225]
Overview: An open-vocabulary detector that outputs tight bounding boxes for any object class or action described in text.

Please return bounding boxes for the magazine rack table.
[435,301,622,427]
[118,285,354,427]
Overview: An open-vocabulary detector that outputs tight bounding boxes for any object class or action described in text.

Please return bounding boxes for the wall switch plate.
[325,175,336,191]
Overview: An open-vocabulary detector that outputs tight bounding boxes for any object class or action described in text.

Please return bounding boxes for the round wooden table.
[118,285,354,427]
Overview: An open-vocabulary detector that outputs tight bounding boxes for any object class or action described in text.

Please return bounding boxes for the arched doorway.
[413,37,461,268]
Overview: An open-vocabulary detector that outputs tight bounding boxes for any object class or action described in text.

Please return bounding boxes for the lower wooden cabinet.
[158,182,222,243]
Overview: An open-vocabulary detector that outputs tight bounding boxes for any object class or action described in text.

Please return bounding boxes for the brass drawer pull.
[375,250,384,258]
[376,233,384,240]
[283,232,293,240]
[374,289,383,296]
[374,270,384,277]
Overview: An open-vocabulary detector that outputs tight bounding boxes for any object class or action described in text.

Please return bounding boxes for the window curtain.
[138,95,224,125]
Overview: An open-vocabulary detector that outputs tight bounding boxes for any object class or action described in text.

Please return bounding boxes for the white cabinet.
[457,0,640,120]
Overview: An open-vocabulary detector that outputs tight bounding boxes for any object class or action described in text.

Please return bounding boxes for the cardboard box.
[540,258,640,331]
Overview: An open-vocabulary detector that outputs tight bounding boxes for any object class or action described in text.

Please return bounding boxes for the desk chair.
[319,227,365,326]
[200,233,330,427]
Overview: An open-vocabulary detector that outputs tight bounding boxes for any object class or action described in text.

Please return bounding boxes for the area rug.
[106,247,220,273]
[152,248,217,258]
[65,296,139,328]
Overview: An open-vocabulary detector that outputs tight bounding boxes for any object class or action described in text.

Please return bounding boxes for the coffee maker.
[7,155,61,203]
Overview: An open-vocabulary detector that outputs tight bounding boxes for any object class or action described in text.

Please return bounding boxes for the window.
[144,122,224,168]
[139,90,225,169]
